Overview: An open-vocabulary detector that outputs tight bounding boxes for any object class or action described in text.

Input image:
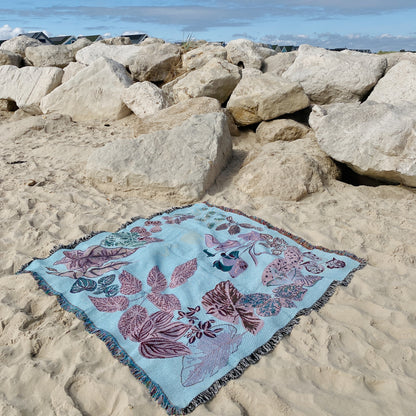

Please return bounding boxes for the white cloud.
[121,31,144,36]
[0,24,23,40]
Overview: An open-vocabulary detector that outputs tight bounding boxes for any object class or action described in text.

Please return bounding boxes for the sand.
[0,110,415,416]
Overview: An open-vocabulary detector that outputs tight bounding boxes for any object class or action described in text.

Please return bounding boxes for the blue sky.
[2,1,416,51]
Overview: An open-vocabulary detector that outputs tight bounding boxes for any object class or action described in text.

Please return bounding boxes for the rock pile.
[1,35,415,201]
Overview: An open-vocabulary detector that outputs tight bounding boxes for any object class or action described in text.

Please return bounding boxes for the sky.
[2,1,416,52]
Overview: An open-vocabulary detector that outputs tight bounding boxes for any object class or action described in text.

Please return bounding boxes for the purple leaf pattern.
[169,259,198,288]
[88,295,129,312]
[119,270,142,295]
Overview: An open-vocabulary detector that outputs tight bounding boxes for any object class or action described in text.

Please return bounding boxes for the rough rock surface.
[75,42,141,66]
[62,62,86,83]
[0,65,63,114]
[126,43,181,82]
[182,44,227,70]
[384,52,416,71]
[309,101,416,187]
[122,81,168,117]
[100,36,132,45]
[367,60,416,105]
[40,57,133,121]
[227,73,310,126]
[0,50,22,67]
[86,112,233,202]
[262,51,297,75]
[163,59,241,104]
[130,96,222,136]
[0,35,42,57]
[283,45,387,104]
[226,39,265,69]
[26,44,73,68]
[0,99,17,111]
[256,119,309,143]
[235,134,340,201]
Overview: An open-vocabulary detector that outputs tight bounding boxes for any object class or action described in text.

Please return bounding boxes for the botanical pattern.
[25,203,365,415]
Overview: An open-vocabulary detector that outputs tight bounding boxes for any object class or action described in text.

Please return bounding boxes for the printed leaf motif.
[238,231,262,242]
[326,258,346,269]
[88,295,129,312]
[205,234,220,248]
[119,270,142,295]
[204,234,240,251]
[83,262,130,278]
[294,274,323,287]
[149,311,174,329]
[54,246,136,273]
[303,261,325,274]
[104,284,119,297]
[139,338,191,359]
[157,322,191,340]
[169,258,198,288]
[237,293,272,308]
[98,274,116,286]
[228,224,240,235]
[273,284,307,301]
[46,267,82,279]
[147,292,181,312]
[70,278,97,293]
[284,246,303,268]
[147,266,167,292]
[256,298,282,317]
[118,305,148,341]
[181,325,243,387]
[215,223,228,231]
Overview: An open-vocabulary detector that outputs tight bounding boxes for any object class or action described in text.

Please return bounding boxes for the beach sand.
[1,110,415,415]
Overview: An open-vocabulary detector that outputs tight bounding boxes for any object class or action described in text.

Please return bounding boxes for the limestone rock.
[101,36,132,45]
[241,68,263,78]
[0,50,22,67]
[62,62,87,83]
[309,101,416,187]
[262,51,297,75]
[131,96,222,135]
[383,52,416,71]
[283,44,387,104]
[86,112,233,202]
[227,73,310,126]
[75,42,141,66]
[0,65,63,114]
[163,59,241,104]
[40,57,133,121]
[235,135,339,201]
[141,37,165,45]
[256,119,309,143]
[0,35,42,57]
[127,43,181,82]
[226,39,265,69]
[122,81,168,117]
[367,60,416,105]
[256,46,276,60]
[182,44,227,70]
[26,44,74,68]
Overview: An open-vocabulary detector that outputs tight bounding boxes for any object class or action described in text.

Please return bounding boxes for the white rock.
[126,43,181,82]
[101,36,131,45]
[283,44,387,104]
[40,57,133,121]
[256,119,309,143]
[86,112,233,202]
[25,44,74,68]
[141,37,165,45]
[309,101,416,187]
[256,46,276,60]
[182,43,227,70]
[226,39,265,69]
[75,42,141,66]
[367,60,416,105]
[0,50,22,67]
[122,81,168,117]
[241,68,263,78]
[234,134,339,201]
[262,51,297,75]
[62,62,86,83]
[383,52,416,71]
[0,65,63,114]
[227,73,310,126]
[163,58,241,104]
[0,35,42,57]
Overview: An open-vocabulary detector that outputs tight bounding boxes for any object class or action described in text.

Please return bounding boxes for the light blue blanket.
[20,202,366,414]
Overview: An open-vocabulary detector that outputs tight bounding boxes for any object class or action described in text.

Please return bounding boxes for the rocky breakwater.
[1,36,416,201]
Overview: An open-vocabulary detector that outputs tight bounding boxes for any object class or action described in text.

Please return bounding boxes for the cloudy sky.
[2,0,416,51]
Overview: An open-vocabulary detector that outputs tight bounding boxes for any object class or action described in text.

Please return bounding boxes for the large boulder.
[26,44,73,68]
[367,60,416,105]
[262,51,297,75]
[162,58,241,104]
[62,62,86,83]
[383,52,416,71]
[283,44,387,104]
[0,65,63,114]
[0,50,22,67]
[182,43,227,70]
[122,81,168,117]
[86,112,233,202]
[226,39,265,69]
[75,42,141,66]
[131,97,222,136]
[234,134,340,201]
[126,43,181,82]
[256,119,309,143]
[227,73,310,126]
[40,57,133,121]
[309,101,416,187]
[100,36,132,45]
[0,35,42,57]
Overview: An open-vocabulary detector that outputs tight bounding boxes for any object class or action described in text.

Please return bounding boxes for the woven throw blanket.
[20,202,366,414]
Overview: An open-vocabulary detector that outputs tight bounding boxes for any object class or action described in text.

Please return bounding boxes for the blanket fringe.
[17,202,367,415]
